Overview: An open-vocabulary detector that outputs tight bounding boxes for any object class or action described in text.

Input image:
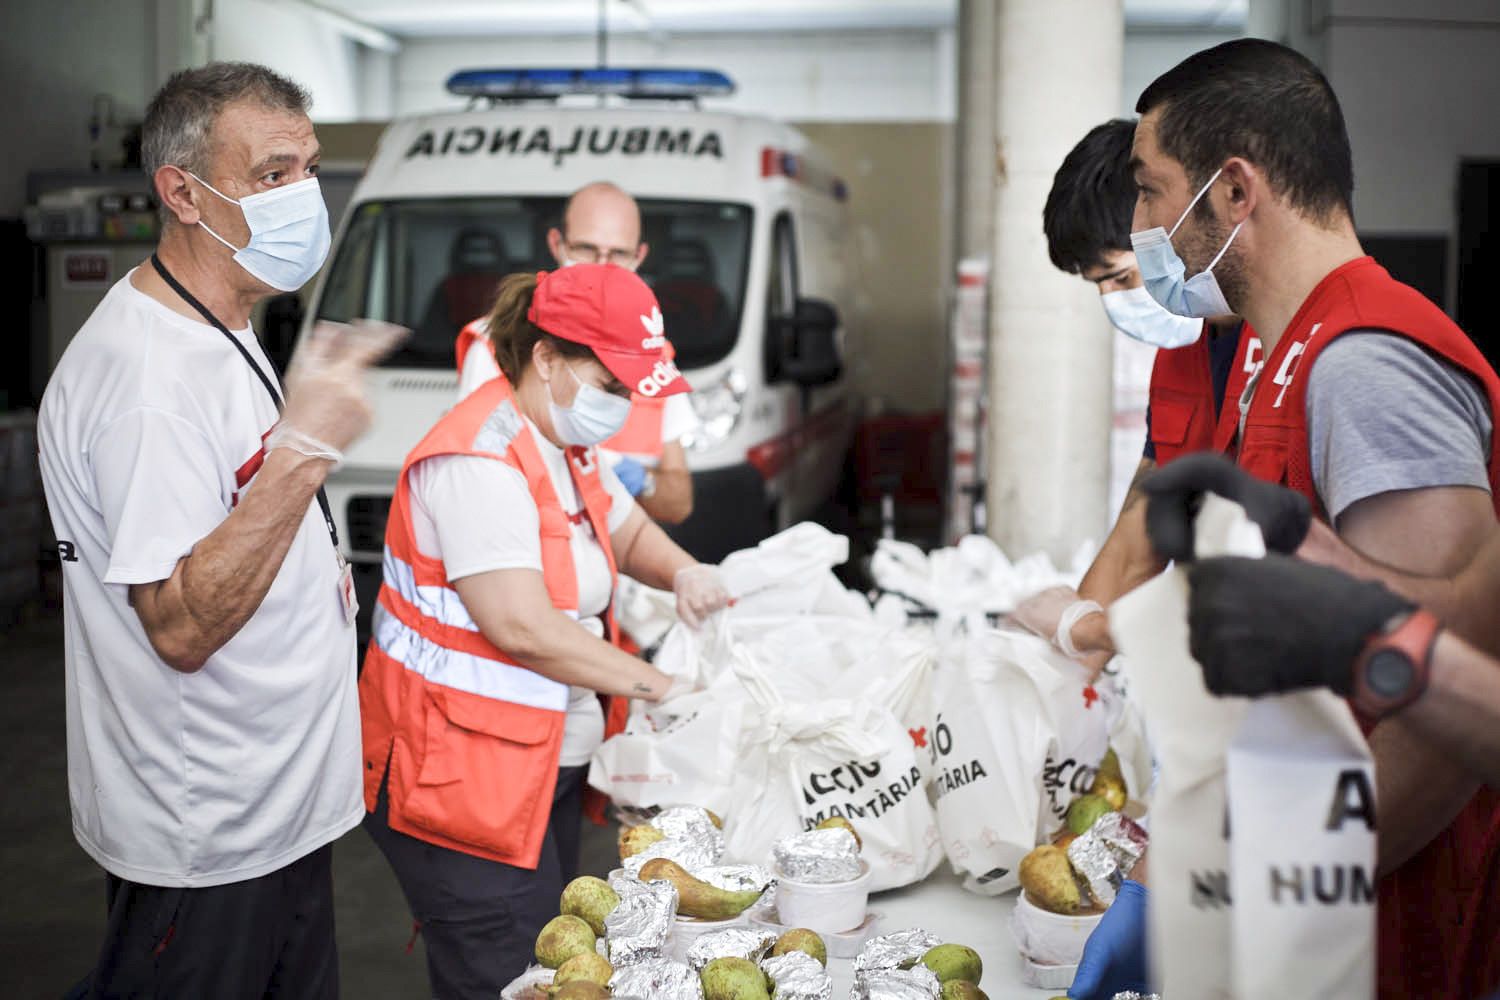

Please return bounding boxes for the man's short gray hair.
[143,62,311,179]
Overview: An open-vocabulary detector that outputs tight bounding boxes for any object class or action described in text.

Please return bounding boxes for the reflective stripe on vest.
[371,604,570,712]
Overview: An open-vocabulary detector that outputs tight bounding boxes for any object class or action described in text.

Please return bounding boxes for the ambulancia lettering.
[404,126,725,166]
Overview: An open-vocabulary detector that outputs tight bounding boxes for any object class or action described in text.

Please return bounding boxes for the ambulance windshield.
[316,196,752,371]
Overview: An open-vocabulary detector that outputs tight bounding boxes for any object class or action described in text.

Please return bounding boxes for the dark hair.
[1136,39,1353,223]
[1043,119,1138,274]
[485,272,596,382]
[143,62,310,178]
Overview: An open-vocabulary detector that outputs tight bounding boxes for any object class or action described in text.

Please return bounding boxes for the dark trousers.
[83,844,338,1000]
[364,765,587,1000]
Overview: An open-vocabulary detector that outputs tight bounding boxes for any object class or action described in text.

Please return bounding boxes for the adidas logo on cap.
[639,306,666,350]
[637,357,681,397]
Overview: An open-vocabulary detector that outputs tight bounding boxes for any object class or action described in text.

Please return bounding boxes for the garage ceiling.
[310,0,1247,38]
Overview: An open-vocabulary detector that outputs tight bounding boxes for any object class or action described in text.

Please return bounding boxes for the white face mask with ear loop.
[1101,285,1205,349]
[188,171,331,292]
[545,360,632,447]
[1130,167,1243,319]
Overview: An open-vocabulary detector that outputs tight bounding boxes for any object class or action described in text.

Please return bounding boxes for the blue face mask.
[189,172,332,292]
[1129,167,1242,319]
[1101,285,1204,348]
[547,363,632,447]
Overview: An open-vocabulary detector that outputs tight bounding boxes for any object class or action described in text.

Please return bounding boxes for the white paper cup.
[774,860,873,934]
[667,912,746,963]
[1009,890,1105,968]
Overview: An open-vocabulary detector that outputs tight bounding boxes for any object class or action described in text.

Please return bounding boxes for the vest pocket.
[1150,393,1199,451]
[401,685,564,862]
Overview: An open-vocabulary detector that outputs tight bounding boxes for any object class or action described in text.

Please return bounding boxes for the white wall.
[1121,27,1241,116]
[209,0,367,121]
[392,29,956,121]
[0,0,158,216]
[1320,0,1500,235]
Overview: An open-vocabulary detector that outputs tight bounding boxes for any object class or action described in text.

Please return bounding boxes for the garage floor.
[0,608,620,999]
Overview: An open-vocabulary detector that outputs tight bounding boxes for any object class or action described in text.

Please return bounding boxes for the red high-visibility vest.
[359,374,620,868]
[1146,322,1262,464]
[1239,255,1500,999]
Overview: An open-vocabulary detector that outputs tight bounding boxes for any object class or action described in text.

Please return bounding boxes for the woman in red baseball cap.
[358,264,728,996]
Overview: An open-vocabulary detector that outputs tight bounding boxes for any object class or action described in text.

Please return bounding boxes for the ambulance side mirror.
[772,297,843,387]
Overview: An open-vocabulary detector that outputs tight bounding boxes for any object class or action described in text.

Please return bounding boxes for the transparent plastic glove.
[1069,880,1152,1000]
[613,456,649,497]
[661,674,702,703]
[673,564,731,629]
[274,319,407,459]
[1013,585,1104,659]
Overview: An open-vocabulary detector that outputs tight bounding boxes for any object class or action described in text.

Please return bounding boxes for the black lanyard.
[150,254,340,551]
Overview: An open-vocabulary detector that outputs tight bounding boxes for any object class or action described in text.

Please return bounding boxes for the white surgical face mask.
[1101,285,1204,349]
[547,362,632,446]
[189,172,331,292]
[1129,167,1242,319]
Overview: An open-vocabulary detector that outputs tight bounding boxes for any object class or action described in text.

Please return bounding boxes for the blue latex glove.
[1069,880,1152,1000]
[613,456,648,497]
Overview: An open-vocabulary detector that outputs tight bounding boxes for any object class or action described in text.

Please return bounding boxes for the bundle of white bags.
[589,523,1151,895]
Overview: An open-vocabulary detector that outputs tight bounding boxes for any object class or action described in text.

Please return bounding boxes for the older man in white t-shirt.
[38,63,400,999]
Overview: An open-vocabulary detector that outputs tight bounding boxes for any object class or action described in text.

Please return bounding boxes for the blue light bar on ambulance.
[445,67,735,100]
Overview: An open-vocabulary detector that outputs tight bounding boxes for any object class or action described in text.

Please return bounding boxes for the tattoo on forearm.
[633,682,652,694]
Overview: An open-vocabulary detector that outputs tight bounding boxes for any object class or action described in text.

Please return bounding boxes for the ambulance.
[300,68,858,625]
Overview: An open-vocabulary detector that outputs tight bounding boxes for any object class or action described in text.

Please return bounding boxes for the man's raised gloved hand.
[1069,880,1151,1000]
[1186,554,1413,698]
[273,319,407,464]
[1142,453,1311,562]
[612,456,649,497]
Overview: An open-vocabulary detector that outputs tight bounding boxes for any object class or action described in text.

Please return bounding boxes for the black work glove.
[1187,554,1414,697]
[1142,454,1312,562]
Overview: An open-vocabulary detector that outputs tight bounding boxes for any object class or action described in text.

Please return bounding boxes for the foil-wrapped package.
[1066,811,1149,907]
[851,965,942,1000]
[1110,993,1163,1000]
[773,828,862,883]
[1094,812,1149,875]
[605,877,679,966]
[652,805,723,843]
[608,956,704,999]
[852,929,942,973]
[1067,827,1123,907]
[624,835,723,879]
[761,950,833,1000]
[695,864,775,894]
[685,927,778,971]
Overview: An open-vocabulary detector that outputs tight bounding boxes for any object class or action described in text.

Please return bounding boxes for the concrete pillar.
[986,0,1123,564]
[954,0,999,262]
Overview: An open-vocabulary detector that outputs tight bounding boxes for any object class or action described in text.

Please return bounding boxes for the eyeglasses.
[562,241,639,270]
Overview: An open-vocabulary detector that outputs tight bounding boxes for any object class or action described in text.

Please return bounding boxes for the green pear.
[700,956,771,1000]
[1065,793,1114,836]
[534,914,595,969]
[560,875,620,937]
[551,951,612,990]
[771,927,828,966]
[1018,845,1082,915]
[922,943,983,984]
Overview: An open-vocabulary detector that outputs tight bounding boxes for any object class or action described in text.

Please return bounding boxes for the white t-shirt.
[37,272,363,888]
[457,338,698,464]
[408,417,636,766]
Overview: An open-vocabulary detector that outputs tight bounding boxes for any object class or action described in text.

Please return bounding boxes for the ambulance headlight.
[682,368,748,453]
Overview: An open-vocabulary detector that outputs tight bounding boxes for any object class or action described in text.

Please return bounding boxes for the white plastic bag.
[1228,696,1376,998]
[922,628,1117,894]
[716,618,943,892]
[1109,494,1375,999]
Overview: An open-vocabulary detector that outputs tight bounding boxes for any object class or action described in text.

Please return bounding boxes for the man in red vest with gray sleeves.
[1066,38,1500,1000]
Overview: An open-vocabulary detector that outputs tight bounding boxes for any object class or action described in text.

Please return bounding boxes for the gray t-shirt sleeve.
[1306,331,1493,522]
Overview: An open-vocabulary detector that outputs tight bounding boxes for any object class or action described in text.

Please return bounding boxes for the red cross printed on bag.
[908,727,928,749]
[1082,685,1100,709]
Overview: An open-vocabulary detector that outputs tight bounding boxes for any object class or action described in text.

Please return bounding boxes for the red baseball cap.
[528,264,690,398]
